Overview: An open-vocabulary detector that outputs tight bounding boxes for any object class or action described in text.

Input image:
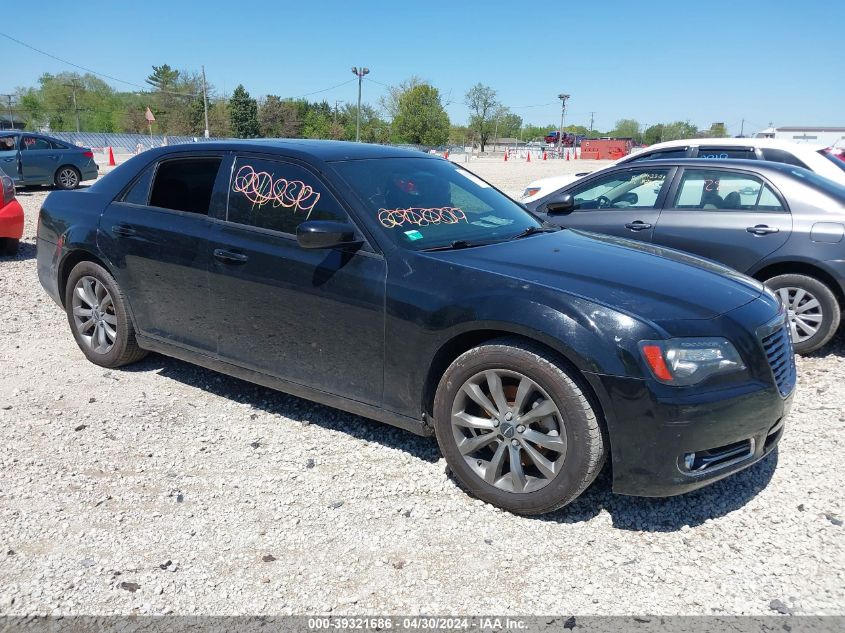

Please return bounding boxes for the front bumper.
[585,371,793,497]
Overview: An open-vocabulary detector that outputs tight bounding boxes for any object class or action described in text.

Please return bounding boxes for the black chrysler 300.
[36,141,795,515]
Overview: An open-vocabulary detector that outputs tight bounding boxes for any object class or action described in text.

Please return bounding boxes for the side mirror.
[546,193,575,215]
[296,220,363,250]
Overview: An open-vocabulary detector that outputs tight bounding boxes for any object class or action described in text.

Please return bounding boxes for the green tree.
[662,120,698,141]
[610,118,642,141]
[643,124,664,145]
[704,122,728,138]
[465,83,499,151]
[229,84,259,138]
[493,108,522,141]
[393,84,450,145]
[146,64,180,91]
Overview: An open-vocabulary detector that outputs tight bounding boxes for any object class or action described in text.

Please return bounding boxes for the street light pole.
[201,65,210,138]
[557,93,570,155]
[351,66,370,142]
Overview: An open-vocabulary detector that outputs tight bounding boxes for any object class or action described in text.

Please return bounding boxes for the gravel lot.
[0,161,843,616]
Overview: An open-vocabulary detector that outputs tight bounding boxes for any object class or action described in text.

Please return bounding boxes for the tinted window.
[627,148,688,162]
[333,157,541,250]
[761,148,809,169]
[697,147,756,160]
[227,157,346,234]
[0,135,16,151]
[120,163,156,205]
[50,140,70,150]
[565,168,671,210]
[21,136,50,151]
[673,169,785,212]
[148,157,222,214]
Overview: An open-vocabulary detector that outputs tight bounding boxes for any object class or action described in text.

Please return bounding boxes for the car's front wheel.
[64,261,148,367]
[55,166,81,190]
[433,338,606,515]
[765,274,841,354]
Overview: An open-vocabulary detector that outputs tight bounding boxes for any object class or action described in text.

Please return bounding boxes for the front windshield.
[332,157,543,249]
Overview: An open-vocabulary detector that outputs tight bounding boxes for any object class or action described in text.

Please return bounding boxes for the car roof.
[597,157,814,179]
[635,137,827,152]
[144,139,433,162]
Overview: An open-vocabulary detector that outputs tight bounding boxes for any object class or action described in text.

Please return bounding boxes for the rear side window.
[627,148,689,162]
[673,169,785,212]
[227,157,346,235]
[0,135,17,151]
[761,148,809,169]
[21,137,51,151]
[148,157,222,214]
[120,163,156,205]
[697,147,756,160]
[50,141,70,150]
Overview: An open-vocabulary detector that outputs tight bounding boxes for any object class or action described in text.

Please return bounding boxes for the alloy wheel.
[59,168,79,189]
[450,369,567,494]
[71,276,117,354]
[776,286,823,343]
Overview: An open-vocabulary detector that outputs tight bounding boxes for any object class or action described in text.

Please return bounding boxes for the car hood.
[425,229,763,322]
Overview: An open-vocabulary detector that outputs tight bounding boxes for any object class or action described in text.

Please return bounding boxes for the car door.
[651,167,792,272]
[538,167,674,241]
[0,134,20,181]
[20,135,59,184]
[208,153,386,405]
[97,153,226,352]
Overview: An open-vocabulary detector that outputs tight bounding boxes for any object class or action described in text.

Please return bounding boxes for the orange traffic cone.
[543,151,547,160]
[108,146,116,166]
[526,151,531,162]
[444,150,449,159]
[566,150,570,161]
[573,148,577,160]
[504,149,508,162]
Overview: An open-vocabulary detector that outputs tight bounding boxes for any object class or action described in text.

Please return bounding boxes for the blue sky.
[2,0,843,135]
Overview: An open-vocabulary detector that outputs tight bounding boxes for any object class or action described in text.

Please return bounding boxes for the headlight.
[639,338,745,386]
[522,187,541,199]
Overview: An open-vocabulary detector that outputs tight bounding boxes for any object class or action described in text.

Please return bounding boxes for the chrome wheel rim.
[59,168,78,188]
[71,276,117,354]
[451,369,567,494]
[776,287,823,343]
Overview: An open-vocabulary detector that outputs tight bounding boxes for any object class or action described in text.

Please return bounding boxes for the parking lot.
[0,161,843,616]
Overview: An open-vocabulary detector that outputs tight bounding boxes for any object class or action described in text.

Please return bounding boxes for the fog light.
[684,452,696,470]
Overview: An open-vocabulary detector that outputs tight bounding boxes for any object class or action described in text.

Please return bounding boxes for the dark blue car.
[0,131,98,189]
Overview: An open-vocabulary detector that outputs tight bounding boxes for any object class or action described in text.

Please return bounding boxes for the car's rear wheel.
[433,338,606,515]
[64,261,148,367]
[0,237,19,256]
[55,166,81,190]
[765,274,841,354]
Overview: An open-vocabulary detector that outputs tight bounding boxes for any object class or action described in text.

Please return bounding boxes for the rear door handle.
[214,248,249,264]
[625,221,652,231]
[746,225,779,235]
[112,224,137,237]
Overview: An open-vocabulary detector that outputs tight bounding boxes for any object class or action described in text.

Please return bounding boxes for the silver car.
[0,131,98,189]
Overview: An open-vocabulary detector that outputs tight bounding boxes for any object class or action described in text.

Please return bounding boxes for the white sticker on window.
[455,169,490,188]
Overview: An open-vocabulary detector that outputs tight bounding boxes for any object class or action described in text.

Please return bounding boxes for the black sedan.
[525,158,845,353]
[36,141,793,515]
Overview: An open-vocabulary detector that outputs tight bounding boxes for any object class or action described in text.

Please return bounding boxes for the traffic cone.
[573,148,577,160]
[526,151,531,162]
[444,150,449,159]
[543,151,547,160]
[504,149,508,162]
[108,146,116,166]
[566,150,570,161]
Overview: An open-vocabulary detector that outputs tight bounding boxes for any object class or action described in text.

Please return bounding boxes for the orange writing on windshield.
[232,165,321,217]
[379,207,467,228]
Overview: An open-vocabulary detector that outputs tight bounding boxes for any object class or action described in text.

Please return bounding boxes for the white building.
[755,126,845,147]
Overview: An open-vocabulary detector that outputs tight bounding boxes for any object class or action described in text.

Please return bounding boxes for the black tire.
[0,237,19,256]
[54,165,81,190]
[433,337,606,515]
[64,261,148,368]
[765,274,841,354]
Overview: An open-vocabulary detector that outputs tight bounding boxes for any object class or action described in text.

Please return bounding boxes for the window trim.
[665,167,790,213]
[224,151,379,254]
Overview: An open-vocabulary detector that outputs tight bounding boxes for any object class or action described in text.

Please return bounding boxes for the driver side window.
[564,168,671,211]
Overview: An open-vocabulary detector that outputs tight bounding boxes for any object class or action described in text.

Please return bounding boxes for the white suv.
[521,138,845,203]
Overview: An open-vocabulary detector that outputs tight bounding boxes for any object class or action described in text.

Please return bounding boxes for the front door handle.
[112,224,137,237]
[214,248,249,264]
[746,225,779,236]
[625,221,652,231]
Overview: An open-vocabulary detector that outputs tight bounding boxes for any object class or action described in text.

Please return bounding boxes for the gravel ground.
[0,165,843,616]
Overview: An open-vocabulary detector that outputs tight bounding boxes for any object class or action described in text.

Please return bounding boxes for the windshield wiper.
[420,240,478,252]
[509,225,560,240]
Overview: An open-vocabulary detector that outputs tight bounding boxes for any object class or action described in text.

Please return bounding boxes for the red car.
[0,170,24,255]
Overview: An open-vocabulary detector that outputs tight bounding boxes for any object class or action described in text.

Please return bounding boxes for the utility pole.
[201,65,210,138]
[589,111,595,138]
[351,67,370,142]
[63,82,82,133]
[334,100,341,125]
[740,118,745,137]
[557,93,570,153]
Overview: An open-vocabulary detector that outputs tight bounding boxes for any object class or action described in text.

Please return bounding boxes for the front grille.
[761,322,796,397]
